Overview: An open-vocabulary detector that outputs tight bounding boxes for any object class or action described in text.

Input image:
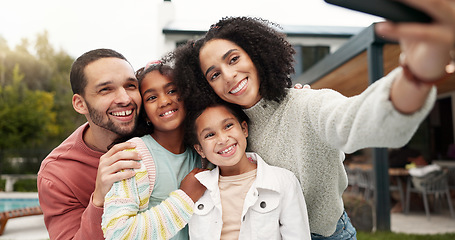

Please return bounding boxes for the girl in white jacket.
[185,101,311,240]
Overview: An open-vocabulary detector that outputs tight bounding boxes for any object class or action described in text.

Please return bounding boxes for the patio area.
[0,192,454,239]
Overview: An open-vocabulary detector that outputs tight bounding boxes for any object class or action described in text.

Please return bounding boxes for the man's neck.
[83,125,118,153]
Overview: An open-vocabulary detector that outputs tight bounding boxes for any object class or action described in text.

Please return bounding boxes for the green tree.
[0,31,84,174]
[33,31,85,143]
[0,65,58,173]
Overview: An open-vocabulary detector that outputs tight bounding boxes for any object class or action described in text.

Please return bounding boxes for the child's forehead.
[197,106,236,124]
[205,105,233,116]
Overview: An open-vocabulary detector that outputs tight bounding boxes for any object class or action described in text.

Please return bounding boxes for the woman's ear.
[72,94,88,115]
[194,144,206,158]
[241,121,248,138]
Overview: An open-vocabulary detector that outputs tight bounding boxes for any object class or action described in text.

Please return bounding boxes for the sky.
[0,0,382,70]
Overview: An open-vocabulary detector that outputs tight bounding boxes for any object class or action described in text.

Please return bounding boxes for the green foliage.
[0,64,57,149]
[0,179,37,192]
[0,31,85,174]
[357,231,455,240]
[1,72,53,147]
[0,179,5,191]
[13,179,38,192]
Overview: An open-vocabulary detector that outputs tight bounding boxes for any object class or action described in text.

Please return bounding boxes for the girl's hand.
[293,83,311,89]
[180,168,208,202]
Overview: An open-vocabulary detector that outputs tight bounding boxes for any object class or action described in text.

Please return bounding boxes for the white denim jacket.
[189,153,311,240]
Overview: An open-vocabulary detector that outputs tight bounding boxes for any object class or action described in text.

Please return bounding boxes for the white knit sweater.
[243,68,436,236]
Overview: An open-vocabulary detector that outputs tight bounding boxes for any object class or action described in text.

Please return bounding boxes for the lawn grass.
[357,231,455,239]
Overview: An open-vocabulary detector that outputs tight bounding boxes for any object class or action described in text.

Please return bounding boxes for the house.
[157,0,455,231]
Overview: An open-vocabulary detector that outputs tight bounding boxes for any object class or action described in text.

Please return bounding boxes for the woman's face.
[140,71,185,134]
[199,39,261,108]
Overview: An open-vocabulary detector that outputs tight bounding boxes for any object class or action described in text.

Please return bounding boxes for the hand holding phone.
[324,0,432,23]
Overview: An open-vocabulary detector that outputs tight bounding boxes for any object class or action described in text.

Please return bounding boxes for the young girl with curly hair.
[185,100,310,239]
[171,1,455,238]
[101,61,206,240]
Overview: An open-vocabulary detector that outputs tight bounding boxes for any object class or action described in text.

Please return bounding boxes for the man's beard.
[86,102,137,137]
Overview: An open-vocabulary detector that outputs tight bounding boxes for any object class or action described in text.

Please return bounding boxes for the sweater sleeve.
[101,160,194,240]
[38,176,104,240]
[302,67,437,153]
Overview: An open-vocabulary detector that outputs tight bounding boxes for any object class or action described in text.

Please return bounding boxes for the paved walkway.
[1,211,454,239]
[0,192,48,240]
[0,193,454,239]
[391,211,455,235]
[0,215,48,240]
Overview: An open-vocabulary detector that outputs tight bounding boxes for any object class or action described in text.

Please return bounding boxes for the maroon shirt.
[38,123,104,240]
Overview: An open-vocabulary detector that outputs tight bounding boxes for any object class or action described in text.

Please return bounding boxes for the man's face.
[80,57,141,136]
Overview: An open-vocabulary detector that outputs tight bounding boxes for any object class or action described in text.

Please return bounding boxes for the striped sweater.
[102,137,197,240]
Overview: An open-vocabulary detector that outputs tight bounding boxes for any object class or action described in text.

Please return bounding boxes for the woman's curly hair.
[171,16,295,111]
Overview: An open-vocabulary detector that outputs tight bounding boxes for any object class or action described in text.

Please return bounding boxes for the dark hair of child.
[171,16,296,110]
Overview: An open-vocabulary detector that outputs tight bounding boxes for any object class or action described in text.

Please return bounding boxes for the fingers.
[376,0,455,43]
[103,169,136,185]
[376,21,453,44]
[191,168,209,174]
[103,141,137,159]
[294,83,311,89]
[100,142,141,169]
[99,152,141,185]
[180,168,208,202]
[92,142,142,207]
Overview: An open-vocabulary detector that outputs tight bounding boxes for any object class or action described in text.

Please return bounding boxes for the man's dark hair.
[70,48,128,95]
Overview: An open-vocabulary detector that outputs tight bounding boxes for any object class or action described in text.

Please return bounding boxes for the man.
[38,49,143,239]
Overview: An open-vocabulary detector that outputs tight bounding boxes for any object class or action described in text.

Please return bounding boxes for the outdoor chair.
[345,166,359,193]
[355,169,375,201]
[405,170,455,220]
[0,206,43,235]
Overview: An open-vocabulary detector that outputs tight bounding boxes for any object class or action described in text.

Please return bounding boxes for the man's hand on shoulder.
[92,142,141,207]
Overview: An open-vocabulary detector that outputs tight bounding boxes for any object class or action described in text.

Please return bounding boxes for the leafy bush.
[358,231,455,240]
[11,179,38,192]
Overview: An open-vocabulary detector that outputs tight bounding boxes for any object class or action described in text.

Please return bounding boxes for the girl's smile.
[140,71,186,135]
[193,105,254,176]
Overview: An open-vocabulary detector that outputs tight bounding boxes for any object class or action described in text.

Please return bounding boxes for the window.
[292,45,330,80]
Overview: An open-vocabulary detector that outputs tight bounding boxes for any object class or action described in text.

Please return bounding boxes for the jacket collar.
[195,152,282,194]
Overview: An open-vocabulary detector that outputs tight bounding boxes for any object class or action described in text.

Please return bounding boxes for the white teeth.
[161,110,176,117]
[112,110,132,116]
[230,79,247,94]
[219,145,235,154]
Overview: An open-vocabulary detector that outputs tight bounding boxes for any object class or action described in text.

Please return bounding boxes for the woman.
[171,0,455,238]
